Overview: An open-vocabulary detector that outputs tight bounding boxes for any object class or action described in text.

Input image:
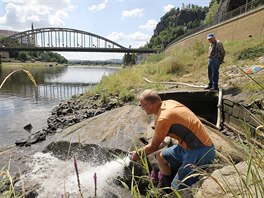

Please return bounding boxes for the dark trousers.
[208,57,220,88]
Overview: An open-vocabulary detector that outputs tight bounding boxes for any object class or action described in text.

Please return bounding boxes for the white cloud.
[122,8,144,18]
[107,32,125,42]
[106,31,150,48]
[0,0,74,30]
[88,0,108,12]
[0,15,6,24]
[3,0,23,3]
[163,4,175,12]
[26,15,40,22]
[128,31,150,41]
[35,0,73,10]
[49,15,65,26]
[139,19,158,31]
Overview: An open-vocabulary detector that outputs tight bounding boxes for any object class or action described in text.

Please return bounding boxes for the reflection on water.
[0,65,119,147]
[37,83,89,102]
[45,66,115,84]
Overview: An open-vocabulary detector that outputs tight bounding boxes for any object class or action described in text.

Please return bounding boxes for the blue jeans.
[208,57,220,88]
[162,144,215,190]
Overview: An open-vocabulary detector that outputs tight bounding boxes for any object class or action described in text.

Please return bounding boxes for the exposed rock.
[215,0,246,19]
[15,131,46,146]
[258,56,264,64]
[51,105,150,151]
[43,141,126,165]
[154,8,207,36]
[44,94,123,135]
[197,161,264,197]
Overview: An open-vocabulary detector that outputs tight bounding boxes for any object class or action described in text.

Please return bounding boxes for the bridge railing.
[166,0,264,48]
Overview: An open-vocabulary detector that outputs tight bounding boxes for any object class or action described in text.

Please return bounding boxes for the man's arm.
[130,131,166,161]
[217,41,225,57]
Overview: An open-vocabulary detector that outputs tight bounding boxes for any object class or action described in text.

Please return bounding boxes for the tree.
[18,52,28,62]
[123,53,136,66]
[203,0,219,24]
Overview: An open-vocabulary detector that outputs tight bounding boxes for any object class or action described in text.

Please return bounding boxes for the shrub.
[236,46,264,60]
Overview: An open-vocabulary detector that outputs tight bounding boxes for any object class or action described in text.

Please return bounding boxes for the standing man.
[205,33,225,91]
[130,89,215,190]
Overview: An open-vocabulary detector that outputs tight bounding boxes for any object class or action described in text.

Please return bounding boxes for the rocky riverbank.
[15,93,128,146]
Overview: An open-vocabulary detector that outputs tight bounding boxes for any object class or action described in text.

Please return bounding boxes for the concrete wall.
[167,6,264,49]
[222,98,263,136]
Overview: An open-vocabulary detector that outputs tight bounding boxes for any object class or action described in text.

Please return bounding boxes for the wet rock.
[43,94,125,135]
[15,131,46,147]
[24,123,33,133]
[43,141,126,165]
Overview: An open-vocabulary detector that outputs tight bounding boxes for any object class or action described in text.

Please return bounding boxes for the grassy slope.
[84,36,264,103]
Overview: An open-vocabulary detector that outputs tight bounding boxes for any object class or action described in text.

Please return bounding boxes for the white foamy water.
[22,152,131,197]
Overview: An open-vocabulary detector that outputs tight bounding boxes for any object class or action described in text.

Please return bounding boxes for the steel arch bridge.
[0,27,157,53]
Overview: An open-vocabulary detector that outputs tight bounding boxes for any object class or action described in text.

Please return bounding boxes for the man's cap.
[207,33,215,39]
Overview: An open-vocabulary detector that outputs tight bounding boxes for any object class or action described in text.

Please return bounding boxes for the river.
[0,64,120,147]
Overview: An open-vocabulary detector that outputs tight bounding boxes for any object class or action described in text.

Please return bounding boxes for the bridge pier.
[124,52,136,66]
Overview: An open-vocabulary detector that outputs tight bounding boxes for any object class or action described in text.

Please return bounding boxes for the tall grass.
[195,127,264,197]
[0,161,20,197]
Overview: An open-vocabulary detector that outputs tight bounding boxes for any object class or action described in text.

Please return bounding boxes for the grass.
[83,36,263,104]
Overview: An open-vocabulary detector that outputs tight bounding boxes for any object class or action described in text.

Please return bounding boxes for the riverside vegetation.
[1,35,263,197]
[83,36,264,103]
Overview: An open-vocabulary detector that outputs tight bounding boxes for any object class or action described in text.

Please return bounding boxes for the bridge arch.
[0,27,127,49]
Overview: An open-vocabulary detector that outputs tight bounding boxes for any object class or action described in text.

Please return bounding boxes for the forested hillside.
[146,0,263,50]
[146,4,209,50]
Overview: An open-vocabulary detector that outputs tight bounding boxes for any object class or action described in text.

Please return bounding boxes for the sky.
[0,0,211,60]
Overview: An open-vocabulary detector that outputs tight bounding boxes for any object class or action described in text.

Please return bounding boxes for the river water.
[0,64,120,147]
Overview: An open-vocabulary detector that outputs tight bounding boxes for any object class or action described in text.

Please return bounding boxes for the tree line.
[9,50,68,64]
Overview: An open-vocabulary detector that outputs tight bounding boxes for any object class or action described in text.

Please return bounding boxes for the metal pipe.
[216,88,223,129]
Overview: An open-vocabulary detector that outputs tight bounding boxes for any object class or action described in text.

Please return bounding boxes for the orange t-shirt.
[155,100,213,149]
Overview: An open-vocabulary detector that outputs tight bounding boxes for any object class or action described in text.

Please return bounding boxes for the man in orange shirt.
[130,89,215,190]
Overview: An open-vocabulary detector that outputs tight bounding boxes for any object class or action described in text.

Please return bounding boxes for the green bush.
[192,41,207,57]
[236,46,264,60]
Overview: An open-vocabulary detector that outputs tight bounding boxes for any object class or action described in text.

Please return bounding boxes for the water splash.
[23,152,131,197]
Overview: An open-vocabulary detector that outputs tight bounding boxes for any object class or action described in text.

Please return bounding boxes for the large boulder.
[197,161,264,197]
[52,105,150,151]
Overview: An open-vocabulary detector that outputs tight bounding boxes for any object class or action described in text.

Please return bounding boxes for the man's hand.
[129,151,140,161]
